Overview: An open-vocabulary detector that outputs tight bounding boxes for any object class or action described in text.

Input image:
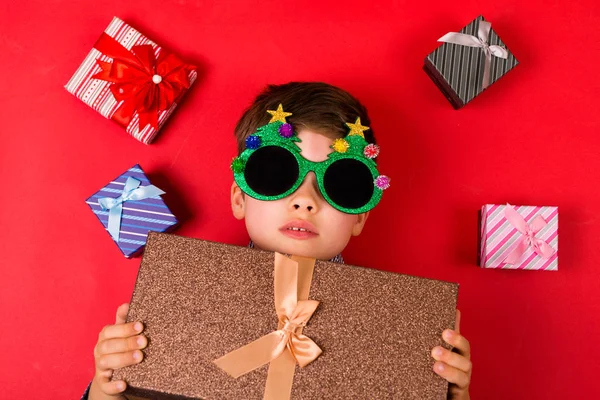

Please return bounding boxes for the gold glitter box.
[113,232,459,399]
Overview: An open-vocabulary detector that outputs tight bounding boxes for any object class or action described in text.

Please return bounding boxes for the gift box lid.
[65,17,198,144]
[85,165,178,258]
[425,15,519,106]
[480,204,558,271]
[113,232,459,399]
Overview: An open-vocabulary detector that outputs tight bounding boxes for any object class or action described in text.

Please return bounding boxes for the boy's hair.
[234,82,376,155]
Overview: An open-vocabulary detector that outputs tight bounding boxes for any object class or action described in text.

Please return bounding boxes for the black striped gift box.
[424,15,519,109]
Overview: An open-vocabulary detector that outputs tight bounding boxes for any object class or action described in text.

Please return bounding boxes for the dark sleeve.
[80,381,91,400]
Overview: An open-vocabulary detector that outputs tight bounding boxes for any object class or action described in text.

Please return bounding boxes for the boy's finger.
[433,362,469,389]
[93,372,127,395]
[100,378,127,395]
[96,350,144,371]
[95,334,147,357]
[455,309,461,333]
[442,329,471,358]
[99,321,144,341]
[115,303,130,324]
[431,346,472,373]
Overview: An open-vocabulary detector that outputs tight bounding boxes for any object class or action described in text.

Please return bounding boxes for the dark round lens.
[323,159,374,210]
[244,146,299,196]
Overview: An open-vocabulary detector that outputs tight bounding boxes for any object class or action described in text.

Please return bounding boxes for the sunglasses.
[231,106,390,214]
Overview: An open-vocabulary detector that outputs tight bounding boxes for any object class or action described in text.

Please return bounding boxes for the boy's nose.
[292,202,314,212]
[289,173,320,213]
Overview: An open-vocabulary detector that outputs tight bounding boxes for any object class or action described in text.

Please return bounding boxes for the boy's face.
[231,129,369,260]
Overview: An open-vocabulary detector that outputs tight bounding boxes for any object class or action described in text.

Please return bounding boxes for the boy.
[84,82,472,400]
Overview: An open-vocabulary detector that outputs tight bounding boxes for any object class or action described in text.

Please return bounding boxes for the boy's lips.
[279,220,319,240]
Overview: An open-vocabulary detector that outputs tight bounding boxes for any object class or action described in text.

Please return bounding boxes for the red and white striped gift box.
[65,17,197,144]
[479,204,559,271]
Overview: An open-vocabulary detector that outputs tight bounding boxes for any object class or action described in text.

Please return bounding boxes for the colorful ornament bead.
[245,135,261,150]
[332,138,350,153]
[230,157,246,173]
[374,175,391,190]
[278,123,294,138]
[364,144,380,159]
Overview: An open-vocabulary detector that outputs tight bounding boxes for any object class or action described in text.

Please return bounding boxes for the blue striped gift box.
[85,164,178,258]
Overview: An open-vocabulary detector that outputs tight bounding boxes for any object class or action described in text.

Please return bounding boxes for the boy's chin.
[254,238,342,261]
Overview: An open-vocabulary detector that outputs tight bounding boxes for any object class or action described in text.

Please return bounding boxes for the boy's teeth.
[288,227,308,232]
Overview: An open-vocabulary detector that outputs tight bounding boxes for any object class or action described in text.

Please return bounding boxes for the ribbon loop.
[214,254,321,400]
[478,20,492,44]
[92,32,195,130]
[98,176,165,242]
[438,19,508,89]
[503,204,556,264]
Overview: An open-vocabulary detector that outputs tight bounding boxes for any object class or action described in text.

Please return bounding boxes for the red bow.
[92,33,195,130]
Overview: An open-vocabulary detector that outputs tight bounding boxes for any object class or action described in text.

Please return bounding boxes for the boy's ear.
[230,181,246,220]
[351,211,369,236]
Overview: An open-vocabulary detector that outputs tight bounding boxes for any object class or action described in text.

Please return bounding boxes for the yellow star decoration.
[267,104,293,123]
[345,117,370,138]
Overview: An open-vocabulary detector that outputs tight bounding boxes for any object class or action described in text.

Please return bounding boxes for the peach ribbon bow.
[213,253,322,400]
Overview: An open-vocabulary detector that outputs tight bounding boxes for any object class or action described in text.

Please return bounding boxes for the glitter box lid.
[113,232,458,399]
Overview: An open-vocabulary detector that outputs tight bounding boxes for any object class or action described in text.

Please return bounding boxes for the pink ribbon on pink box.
[503,204,556,265]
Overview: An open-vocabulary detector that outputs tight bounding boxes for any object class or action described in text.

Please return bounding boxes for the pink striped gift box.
[65,17,197,144]
[479,204,559,271]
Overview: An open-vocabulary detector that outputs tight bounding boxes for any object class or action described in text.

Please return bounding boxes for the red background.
[1,0,599,398]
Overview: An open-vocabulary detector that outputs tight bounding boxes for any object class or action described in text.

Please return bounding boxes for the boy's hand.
[88,303,147,400]
[431,309,472,400]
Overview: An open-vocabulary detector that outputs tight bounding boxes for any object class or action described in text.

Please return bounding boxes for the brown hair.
[234,82,376,155]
